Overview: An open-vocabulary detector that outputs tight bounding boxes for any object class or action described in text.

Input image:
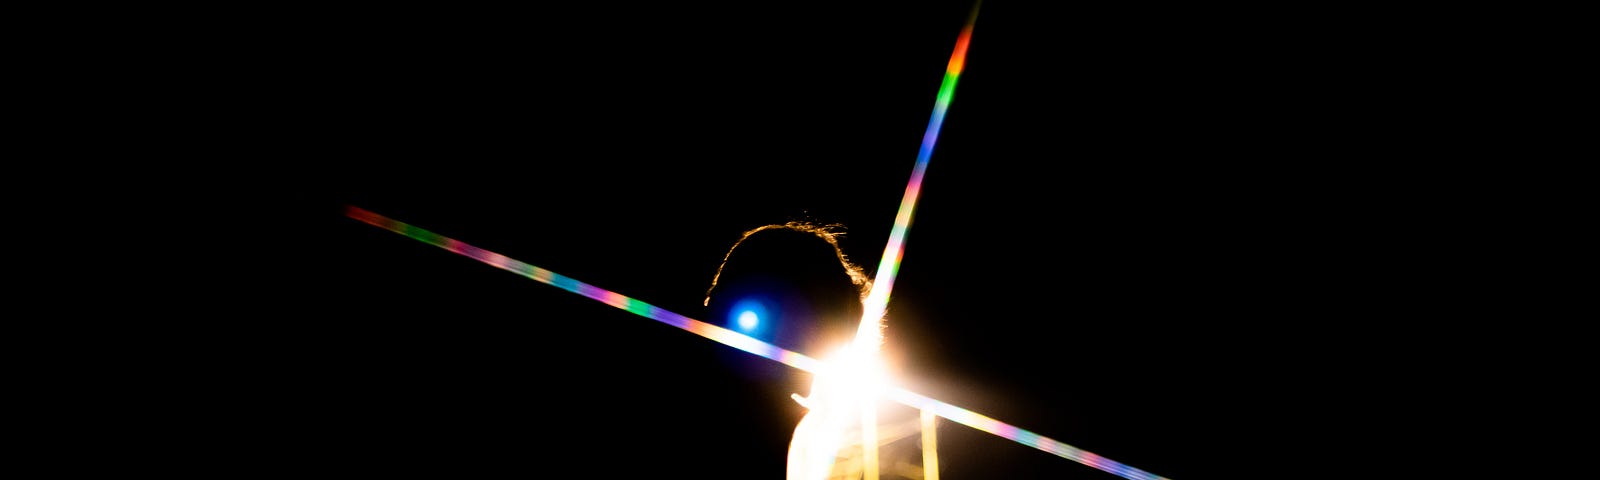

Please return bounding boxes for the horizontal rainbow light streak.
[344,205,1170,480]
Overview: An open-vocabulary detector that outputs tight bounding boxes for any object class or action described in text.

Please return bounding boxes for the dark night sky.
[193,2,1476,478]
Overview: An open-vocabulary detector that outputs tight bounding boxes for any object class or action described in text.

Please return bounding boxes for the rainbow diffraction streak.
[345,205,1170,480]
[345,4,1171,479]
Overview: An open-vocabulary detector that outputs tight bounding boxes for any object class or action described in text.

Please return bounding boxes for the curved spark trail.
[344,205,1171,480]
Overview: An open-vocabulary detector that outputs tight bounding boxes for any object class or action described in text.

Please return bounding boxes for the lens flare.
[737,310,759,331]
[858,1,981,345]
[345,205,1171,480]
[840,5,985,479]
[342,8,1179,480]
[732,296,768,334]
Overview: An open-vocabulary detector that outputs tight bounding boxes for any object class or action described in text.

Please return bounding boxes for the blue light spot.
[728,298,770,338]
[737,310,759,331]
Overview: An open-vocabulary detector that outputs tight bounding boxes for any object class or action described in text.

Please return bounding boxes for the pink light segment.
[888,389,1169,480]
[344,205,1171,480]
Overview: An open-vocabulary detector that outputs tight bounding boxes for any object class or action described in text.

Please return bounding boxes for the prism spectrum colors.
[346,205,1169,480]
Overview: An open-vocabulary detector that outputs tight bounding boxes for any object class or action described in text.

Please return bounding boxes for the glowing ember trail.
[344,205,1171,480]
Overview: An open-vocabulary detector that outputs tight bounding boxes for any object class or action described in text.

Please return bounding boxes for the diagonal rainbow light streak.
[858,2,980,338]
[840,7,983,478]
[344,205,1171,480]
[889,389,1169,480]
[345,205,824,374]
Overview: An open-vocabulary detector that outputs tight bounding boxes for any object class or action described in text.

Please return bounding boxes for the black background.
[112,1,1509,478]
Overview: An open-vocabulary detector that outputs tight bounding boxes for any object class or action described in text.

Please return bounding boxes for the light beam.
[858,0,981,343]
[847,5,983,478]
[344,205,1172,480]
